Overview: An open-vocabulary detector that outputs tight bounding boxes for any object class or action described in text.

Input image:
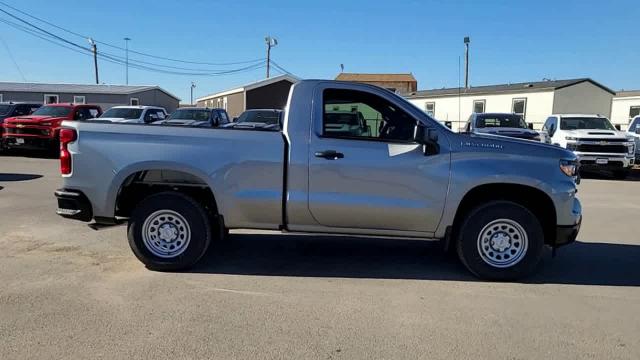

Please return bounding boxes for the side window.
[630,106,640,121]
[322,89,417,142]
[219,111,229,124]
[88,108,100,118]
[156,110,166,120]
[473,100,486,113]
[512,98,527,119]
[73,108,90,120]
[424,102,435,117]
[144,110,158,122]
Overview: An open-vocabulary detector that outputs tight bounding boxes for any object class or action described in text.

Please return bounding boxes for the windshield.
[32,106,72,117]
[0,105,11,116]
[169,109,210,121]
[236,110,280,124]
[560,117,615,130]
[476,114,527,129]
[101,108,143,119]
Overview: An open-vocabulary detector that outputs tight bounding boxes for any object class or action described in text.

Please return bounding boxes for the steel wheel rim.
[142,210,191,258]
[477,218,528,268]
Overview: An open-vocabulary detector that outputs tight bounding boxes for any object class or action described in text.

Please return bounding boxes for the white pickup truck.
[541,114,635,178]
[54,80,582,280]
[95,106,167,124]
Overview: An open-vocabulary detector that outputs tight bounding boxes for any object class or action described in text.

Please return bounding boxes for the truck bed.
[62,121,286,229]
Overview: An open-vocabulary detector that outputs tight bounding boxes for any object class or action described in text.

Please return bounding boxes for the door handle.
[314,150,344,160]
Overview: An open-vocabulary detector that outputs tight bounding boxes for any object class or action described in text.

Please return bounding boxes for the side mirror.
[615,124,621,131]
[527,123,534,130]
[415,125,440,155]
[444,121,452,129]
[232,117,238,122]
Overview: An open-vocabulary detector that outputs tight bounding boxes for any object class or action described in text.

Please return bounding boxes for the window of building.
[44,94,59,104]
[322,88,417,142]
[73,95,86,104]
[425,102,435,117]
[512,98,527,119]
[473,100,486,113]
[629,106,640,121]
[130,97,140,106]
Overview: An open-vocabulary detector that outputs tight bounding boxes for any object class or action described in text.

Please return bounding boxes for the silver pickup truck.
[55,80,582,280]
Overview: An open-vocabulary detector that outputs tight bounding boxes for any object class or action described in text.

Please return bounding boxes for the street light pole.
[190,82,196,105]
[124,37,131,85]
[265,36,278,78]
[88,38,99,84]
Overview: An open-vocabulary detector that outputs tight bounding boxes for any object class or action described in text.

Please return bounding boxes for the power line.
[0,1,264,67]
[0,34,26,81]
[269,59,296,77]
[0,16,267,77]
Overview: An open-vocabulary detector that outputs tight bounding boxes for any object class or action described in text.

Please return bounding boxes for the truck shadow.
[192,234,640,286]
[0,173,43,181]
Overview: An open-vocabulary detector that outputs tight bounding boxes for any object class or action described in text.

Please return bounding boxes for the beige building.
[405,78,615,131]
[335,73,418,94]
[611,90,640,129]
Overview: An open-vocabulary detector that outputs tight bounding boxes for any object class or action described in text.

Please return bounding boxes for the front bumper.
[555,216,581,247]
[54,189,93,222]
[3,135,57,150]
[574,153,634,169]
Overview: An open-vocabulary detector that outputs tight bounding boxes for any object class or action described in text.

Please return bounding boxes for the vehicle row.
[0,101,283,152]
[462,112,638,178]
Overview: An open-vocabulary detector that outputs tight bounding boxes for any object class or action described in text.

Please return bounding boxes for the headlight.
[565,136,578,141]
[560,159,578,177]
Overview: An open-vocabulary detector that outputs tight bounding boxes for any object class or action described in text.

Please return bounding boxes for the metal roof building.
[0,82,181,113]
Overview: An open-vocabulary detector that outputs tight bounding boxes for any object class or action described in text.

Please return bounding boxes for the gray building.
[196,75,299,118]
[0,82,180,113]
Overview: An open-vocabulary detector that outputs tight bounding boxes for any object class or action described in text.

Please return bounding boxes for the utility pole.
[88,38,99,84]
[265,36,278,78]
[464,36,470,89]
[124,37,131,85]
[190,82,196,105]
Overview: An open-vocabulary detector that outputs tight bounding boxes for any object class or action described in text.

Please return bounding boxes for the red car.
[2,103,102,151]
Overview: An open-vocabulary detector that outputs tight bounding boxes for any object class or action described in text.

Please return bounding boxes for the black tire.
[612,169,630,180]
[128,192,213,271]
[456,201,544,281]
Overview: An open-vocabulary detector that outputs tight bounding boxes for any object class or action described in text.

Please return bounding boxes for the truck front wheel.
[456,201,544,281]
[128,192,212,271]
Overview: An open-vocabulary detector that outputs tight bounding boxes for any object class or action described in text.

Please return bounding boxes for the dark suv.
[0,102,42,138]
[465,112,540,141]
[154,107,231,127]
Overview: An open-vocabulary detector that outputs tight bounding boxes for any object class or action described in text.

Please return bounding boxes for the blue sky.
[0,0,638,102]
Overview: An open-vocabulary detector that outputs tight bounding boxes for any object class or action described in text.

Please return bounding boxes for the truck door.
[307,87,450,233]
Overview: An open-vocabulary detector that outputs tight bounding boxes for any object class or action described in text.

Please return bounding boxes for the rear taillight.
[59,128,77,175]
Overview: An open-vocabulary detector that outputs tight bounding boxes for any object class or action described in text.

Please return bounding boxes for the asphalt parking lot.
[1,154,639,359]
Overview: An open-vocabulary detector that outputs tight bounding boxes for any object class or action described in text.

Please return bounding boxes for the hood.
[562,129,628,139]
[4,115,66,125]
[454,132,576,160]
[474,127,539,139]
[152,119,207,126]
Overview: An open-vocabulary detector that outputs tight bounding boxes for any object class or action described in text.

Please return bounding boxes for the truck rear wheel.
[128,192,212,271]
[456,201,544,281]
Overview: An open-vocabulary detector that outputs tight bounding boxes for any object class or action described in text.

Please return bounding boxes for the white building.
[611,90,640,130]
[404,78,615,131]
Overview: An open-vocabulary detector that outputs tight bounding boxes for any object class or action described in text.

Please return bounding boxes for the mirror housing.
[615,124,621,131]
[527,123,534,130]
[415,125,440,155]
